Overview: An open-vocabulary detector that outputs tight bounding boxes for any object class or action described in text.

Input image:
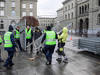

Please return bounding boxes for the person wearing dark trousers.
[56,27,68,63]
[26,26,33,53]
[0,35,4,62]
[41,26,58,65]
[3,25,16,68]
[14,26,23,52]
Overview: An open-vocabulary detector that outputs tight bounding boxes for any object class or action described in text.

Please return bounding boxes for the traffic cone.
[70,36,72,40]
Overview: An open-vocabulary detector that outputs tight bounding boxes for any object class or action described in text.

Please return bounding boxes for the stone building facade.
[57,8,64,22]
[61,0,77,33]
[89,0,100,36]
[56,0,100,36]
[77,0,89,36]
[0,0,37,33]
[38,17,55,29]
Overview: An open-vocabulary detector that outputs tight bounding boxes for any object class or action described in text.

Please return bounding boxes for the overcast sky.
[37,0,64,17]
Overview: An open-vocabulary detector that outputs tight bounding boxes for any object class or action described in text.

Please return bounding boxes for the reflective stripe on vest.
[25,28,31,39]
[59,48,64,51]
[45,31,56,45]
[15,30,20,39]
[0,35,2,43]
[4,32,13,48]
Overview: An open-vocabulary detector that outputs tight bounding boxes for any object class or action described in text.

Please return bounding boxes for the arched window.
[97,14,100,24]
[85,5,87,12]
[68,13,70,20]
[79,7,82,14]
[98,0,100,6]
[71,12,73,19]
[72,3,73,8]
[82,6,84,14]
[88,4,89,10]
[68,5,70,10]
[65,15,67,20]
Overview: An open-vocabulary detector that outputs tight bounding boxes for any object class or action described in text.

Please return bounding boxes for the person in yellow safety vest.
[56,27,68,63]
[25,25,33,53]
[41,26,58,65]
[0,34,4,62]
[3,25,16,68]
[14,26,23,52]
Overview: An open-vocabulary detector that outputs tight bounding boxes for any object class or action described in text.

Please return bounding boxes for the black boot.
[56,58,62,63]
[63,58,68,63]
[9,63,14,67]
[46,61,51,65]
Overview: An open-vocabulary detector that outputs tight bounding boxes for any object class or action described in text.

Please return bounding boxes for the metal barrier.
[25,33,43,55]
[78,38,100,54]
[0,19,27,50]
[14,19,27,50]
[73,39,79,48]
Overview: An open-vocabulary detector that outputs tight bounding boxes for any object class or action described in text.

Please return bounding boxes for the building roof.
[57,7,63,12]
[63,0,71,5]
[38,16,56,19]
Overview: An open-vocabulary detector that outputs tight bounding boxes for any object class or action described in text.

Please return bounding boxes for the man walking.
[56,27,68,63]
[41,26,58,65]
[4,25,16,68]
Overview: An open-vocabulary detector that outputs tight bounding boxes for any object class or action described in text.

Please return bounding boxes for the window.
[22,12,26,16]
[0,2,4,7]
[98,0,100,6]
[97,14,100,24]
[88,4,89,10]
[82,6,84,14]
[65,7,67,11]
[30,4,33,8]
[30,12,33,16]
[71,12,73,19]
[79,7,82,14]
[0,10,4,16]
[0,24,4,29]
[11,10,16,16]
[65,15,67,20]
[72,3,73,8]
[68,5,70,10]
[0,20,4,29]
[12,2,15,7]
[85,5,88,13]
[22,4,26,8]
[68,13,70,20]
